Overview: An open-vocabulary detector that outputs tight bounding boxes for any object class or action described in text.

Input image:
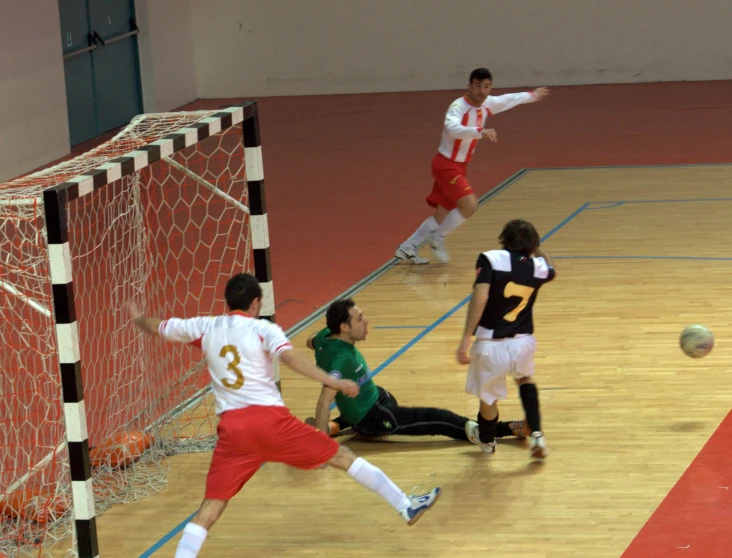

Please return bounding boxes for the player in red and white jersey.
[128,273,440,558]
[396,68,550,264]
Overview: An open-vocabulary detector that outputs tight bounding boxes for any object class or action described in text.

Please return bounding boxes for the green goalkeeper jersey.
[312,328,378,424]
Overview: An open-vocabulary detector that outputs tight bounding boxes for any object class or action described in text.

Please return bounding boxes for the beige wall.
[1,0,730,181]
[0,1,69,183]
[191,0,732,97]
[136,0,197,113]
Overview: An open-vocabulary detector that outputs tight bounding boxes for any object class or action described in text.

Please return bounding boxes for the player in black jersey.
[457,219,556,458]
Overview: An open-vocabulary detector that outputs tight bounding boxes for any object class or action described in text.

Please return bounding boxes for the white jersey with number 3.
[158,311,291,415]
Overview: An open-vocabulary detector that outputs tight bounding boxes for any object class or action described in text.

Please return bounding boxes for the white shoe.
[464,420,496,453]
[479,441,496,453]
[395,246,429,265]
[427,233,450,263]
[399,488,441,525]
[530,431,547,459]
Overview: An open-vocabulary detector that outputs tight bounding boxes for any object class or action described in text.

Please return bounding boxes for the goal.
[0,102,274,557]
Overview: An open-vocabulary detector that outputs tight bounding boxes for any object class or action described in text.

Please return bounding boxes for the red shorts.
[205,405,339,500]
[425,153,473,211]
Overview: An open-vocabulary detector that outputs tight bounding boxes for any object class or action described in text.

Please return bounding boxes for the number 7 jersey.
[158,310,291,414]
[474,250,556,339]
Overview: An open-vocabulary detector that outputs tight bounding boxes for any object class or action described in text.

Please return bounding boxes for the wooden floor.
[93,165,732,557]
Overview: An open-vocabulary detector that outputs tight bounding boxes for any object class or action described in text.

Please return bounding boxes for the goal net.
[0,103,272,557]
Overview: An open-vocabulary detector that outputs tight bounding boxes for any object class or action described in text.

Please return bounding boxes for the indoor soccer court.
[2,77,732,558]
[95,163,732,558]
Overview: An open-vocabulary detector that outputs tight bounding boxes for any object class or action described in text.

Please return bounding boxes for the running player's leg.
[175,409,264,557]
[465,339,512,452]
[270,409,441,525]
[398,155,468,263]
[326,445,440,525]
[509,335,547,458]
[426,157,476,262]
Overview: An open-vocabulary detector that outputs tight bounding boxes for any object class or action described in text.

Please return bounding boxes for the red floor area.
[622,410,732,557]
[177,80,732,328]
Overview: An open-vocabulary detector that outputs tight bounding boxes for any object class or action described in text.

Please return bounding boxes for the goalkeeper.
[305,299,527,442]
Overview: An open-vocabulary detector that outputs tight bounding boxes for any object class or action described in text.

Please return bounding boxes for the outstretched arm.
[485,87,550,115]
[127,302,162,336]
[279,349,359,398]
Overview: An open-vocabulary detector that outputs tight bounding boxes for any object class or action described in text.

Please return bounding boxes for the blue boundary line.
[587,197,732,207]
[139,201,587,557]
[139,512,197,558]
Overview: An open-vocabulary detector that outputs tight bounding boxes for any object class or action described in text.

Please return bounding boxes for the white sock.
[175,523,208,558]
[347,457,412,511]
[434,208,467,239]
[400,217,438,250]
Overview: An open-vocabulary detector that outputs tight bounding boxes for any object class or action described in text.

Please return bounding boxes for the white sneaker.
[395,246,429,265]
[427,233,450,263]
[479,441,496,453]
[398,488,441,525]
[530,431,547,459]
[464,420,496,453]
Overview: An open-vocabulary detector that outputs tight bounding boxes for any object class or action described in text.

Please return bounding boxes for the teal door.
[59,0,142,146]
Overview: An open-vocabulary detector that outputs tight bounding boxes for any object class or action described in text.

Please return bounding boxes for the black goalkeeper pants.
[352,387,469,440]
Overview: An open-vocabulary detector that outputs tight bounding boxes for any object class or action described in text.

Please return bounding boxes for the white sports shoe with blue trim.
[399,487,441,525]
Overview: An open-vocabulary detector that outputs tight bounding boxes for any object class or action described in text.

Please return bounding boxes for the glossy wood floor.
[93,165,732,557]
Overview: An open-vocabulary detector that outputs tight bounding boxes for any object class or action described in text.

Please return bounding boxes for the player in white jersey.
[127,273,441,558]
[396,68,550,264]
[456,220,556,459]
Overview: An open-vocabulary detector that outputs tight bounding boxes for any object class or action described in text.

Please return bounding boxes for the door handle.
[90,31,106,46]
[90,20,139,48]
[63,33,98,60]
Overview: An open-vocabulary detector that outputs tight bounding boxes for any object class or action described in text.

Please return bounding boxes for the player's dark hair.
[326,299,356,334]
[470,68,492,82]
[499,219,541,255]
[225,273,262,311]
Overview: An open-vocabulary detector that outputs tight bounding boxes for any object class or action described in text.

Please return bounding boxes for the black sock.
[477,412,498,444]
[495,421,513,438]
[519,383,541,433]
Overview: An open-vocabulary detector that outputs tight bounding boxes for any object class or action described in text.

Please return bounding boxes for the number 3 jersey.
[474,250,556,339]
[158,310,291,414]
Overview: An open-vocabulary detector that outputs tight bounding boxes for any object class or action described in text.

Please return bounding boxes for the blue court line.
[587,197,732,206]
[554,255,732,261]
[585,202,625,210]
[139,203,585,557]
[539,202,590,241]
[139,512,197,558]
[372,325,429,329]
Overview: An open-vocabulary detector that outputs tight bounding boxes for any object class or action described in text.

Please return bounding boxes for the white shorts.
[465,335,537,405]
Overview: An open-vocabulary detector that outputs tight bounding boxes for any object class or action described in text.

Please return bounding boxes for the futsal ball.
[679,324,714,359]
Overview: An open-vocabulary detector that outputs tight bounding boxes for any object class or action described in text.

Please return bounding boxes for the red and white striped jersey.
[438,92,537,163]
[159,311,292,414]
